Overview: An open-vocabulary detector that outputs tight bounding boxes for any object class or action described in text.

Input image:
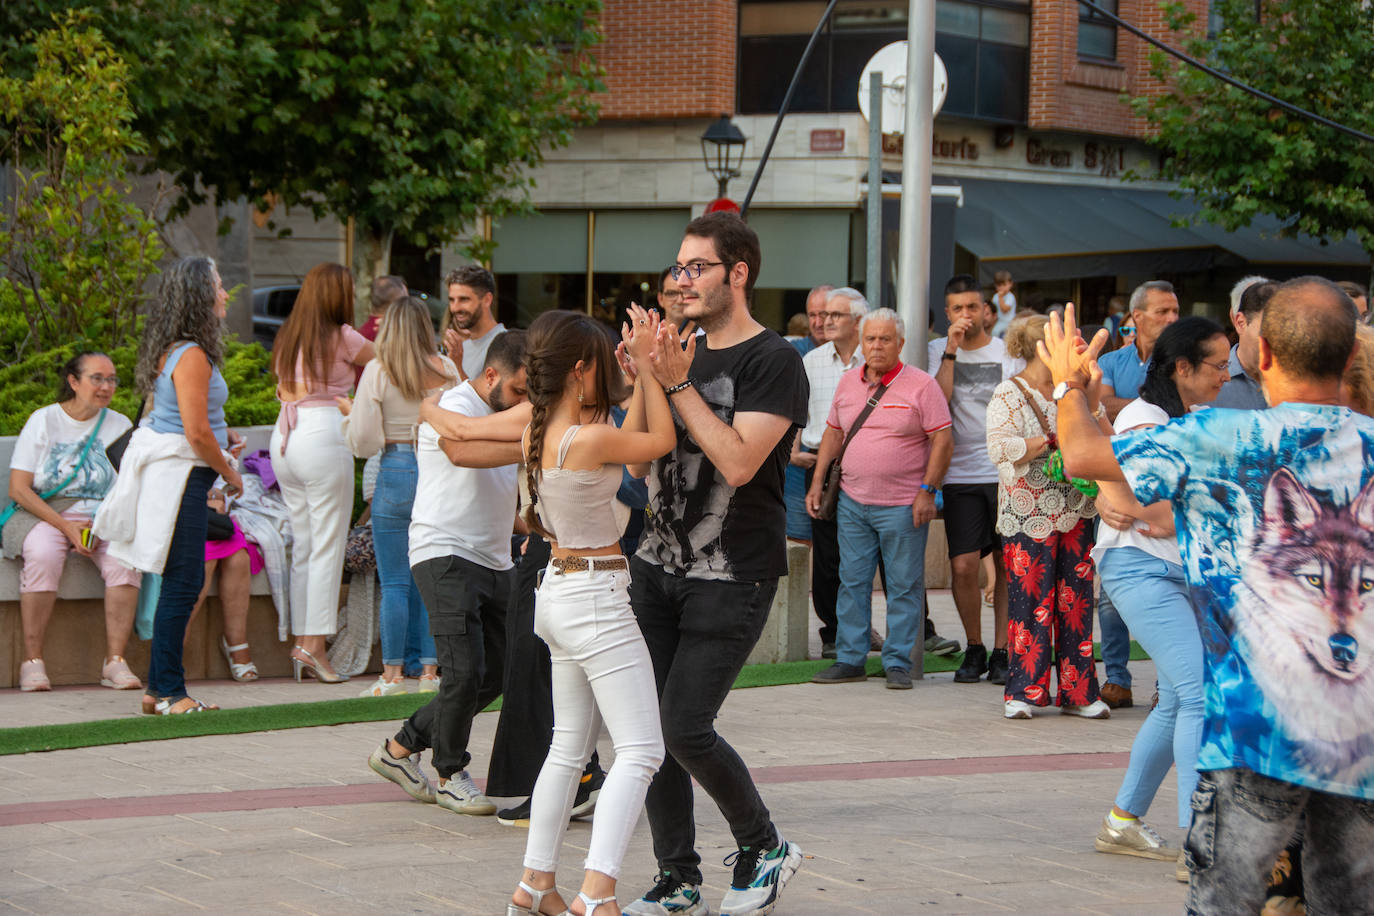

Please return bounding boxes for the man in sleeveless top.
[366,331,528,816]
[621,214,809,916]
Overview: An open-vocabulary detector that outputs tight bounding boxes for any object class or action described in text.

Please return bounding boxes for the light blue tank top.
[147,341,229,448]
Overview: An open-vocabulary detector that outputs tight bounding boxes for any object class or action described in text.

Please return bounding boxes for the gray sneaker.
[367,741,435,803]
[435,769,496,816]
[1093,814,1180,860]
[924,633,960,656]
[884,668,913,690]
[623,870,710,915]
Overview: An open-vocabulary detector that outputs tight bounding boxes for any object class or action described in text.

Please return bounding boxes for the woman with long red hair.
[269,263,373,684]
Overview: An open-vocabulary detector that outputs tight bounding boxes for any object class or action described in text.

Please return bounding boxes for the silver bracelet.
[664,379,692,395]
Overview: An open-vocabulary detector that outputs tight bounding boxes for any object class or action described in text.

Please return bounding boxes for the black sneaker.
[820,642,837,659]
[571,766,605,819]
[954,644,989,683]
[496,797,531,827]
[810,662,867,684]
[986,648,1009,685]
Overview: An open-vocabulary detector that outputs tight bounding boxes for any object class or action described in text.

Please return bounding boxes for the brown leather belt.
[550,555,629,575]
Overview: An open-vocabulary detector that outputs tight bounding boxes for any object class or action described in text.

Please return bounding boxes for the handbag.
[205,509,236,541]
[105,398,147,471]
[1009,378,1098,498]
[343,522,376,573]
[816,380,891,521]
[0,408,107,534]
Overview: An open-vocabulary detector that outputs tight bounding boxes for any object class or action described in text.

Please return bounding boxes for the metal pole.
[866,71,882,309]
[898,0,935,370]
[585,210,596,316]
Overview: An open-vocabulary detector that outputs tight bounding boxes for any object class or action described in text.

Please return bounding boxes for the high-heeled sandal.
[291,646,348,683]
[220,636,259,682]
[574,892,616,916]
[152,696,220,715]
[506,880,568,916]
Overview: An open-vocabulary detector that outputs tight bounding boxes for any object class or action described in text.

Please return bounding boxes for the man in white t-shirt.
[929,274,1022,686]
[367,330,528,816]
[441,264,507,381]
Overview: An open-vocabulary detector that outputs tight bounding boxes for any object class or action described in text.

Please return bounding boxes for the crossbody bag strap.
[835,380,891,465]
[1009,377,1052,439]
[40,407,107,499]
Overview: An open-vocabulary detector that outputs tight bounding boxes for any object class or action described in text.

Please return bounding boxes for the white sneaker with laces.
[719,837,802,916]
[1004,699,1034,719]
[358,676,407,698]
[1094,813,1180,860]
[436,769,496,815]
[1062,699,1111,719]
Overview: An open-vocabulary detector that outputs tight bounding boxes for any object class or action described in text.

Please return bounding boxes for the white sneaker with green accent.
[719,837,803,916]
[622,870,710,916]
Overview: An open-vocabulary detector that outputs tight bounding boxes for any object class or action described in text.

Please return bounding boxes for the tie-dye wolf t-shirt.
[1113,403,1374,799]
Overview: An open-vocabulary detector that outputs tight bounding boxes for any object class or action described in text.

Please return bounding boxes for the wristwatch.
[941,352,958,361]
[1052,380,1084,401]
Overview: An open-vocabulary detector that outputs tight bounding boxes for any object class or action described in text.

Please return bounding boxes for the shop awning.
[948,177,1370,282]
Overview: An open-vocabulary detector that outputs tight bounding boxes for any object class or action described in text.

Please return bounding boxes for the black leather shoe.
[954,644,989,683]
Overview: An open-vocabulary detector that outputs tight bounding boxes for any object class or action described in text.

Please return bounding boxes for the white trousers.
[270,407,354,637]
[524,563,664,878]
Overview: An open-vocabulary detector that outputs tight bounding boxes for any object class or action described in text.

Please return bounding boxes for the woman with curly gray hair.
[129,255,242,714]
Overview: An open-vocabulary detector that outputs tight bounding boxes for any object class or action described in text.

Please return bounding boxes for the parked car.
[251,285,434,349]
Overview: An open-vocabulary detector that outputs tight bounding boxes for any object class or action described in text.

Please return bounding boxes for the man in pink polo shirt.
[805,308,953,689]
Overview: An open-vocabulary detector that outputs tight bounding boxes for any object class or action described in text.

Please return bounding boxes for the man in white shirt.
[367,330,529,817]
[929,274,1021,686]
[441,265,507,381]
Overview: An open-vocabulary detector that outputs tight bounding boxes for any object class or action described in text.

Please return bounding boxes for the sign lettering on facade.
[810,128,846,153]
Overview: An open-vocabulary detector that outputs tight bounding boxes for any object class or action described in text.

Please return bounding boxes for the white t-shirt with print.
[928,336,1022,484]
[10,404,133,517]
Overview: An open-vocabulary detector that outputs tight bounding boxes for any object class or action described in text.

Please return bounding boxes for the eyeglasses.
[658,290,683,302]
[1201,359,1231,372]
[668,261,725,281]
[821,310,852,322]
[85,374,120,387]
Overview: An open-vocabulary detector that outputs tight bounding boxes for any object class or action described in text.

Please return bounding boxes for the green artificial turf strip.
[0,643,1148,756]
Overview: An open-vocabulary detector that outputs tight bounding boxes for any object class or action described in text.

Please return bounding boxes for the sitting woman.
[4,352,140,692]
[187,486,262,682]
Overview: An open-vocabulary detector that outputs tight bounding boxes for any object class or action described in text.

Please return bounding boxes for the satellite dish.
[857,42,948,133]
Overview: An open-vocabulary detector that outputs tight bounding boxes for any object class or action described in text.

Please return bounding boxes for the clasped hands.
[617,303,694,388]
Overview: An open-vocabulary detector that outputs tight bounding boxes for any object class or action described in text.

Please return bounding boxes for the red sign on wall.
[810,129,845,153]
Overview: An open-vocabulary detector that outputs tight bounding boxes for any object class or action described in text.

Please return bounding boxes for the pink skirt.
[205,519,265,574]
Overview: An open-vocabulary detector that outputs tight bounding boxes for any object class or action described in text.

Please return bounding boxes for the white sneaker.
[1094,814,1180,860]
[367,741,435,803]
[719,837,802,916]
[1062,699,1111,719]
[1004,699,1034,719]
[358,676,408,698]
[435,770,496,816]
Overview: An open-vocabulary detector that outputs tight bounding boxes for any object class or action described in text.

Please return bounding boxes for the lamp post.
[700,115,747,201]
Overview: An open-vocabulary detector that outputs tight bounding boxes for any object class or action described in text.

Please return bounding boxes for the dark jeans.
[1186,768,1374,916]
[395,554,510,779]
[807,461,840,646]
[147,466,217,700]
[630,555,778,886]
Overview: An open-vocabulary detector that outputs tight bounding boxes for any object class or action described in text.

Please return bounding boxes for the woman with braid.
[508,306,673,916]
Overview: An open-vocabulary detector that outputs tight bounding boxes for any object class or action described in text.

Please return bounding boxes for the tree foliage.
[1133,0,1374,254]
[0,16,163,362]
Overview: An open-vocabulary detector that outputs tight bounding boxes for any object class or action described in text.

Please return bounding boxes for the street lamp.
[700,115,747,200]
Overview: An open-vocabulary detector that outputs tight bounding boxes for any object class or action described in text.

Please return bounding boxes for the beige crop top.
[343,356,459,457]
[532,424,627,550]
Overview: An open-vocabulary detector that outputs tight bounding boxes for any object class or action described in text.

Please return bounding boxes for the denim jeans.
[147,466,217,700]
[835,491,928,672]
[524,562,664,878]
[1099,547,1204,827]
[372,446,435,668]
[783,462,811,541]
[396,554,510,778]
[629,555,779,886]
[1095,522,1132,688]
[1186,768,1374,915]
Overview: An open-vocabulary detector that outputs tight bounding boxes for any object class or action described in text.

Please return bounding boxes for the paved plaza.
[0,592,1186,915]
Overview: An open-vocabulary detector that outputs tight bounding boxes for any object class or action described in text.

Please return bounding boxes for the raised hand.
[1037,302,1108,388]
[623,302,660,366]
[651,318,695,388]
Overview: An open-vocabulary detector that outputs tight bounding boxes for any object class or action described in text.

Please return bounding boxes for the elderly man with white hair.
[806,308,953,690]
[1208,276,1273,410]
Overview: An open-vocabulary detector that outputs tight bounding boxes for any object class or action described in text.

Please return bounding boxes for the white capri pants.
[270,406,354,637]
[524,562,664,878]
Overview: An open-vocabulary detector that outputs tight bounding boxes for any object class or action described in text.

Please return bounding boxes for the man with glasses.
[1094,279,1180,710]
[783,285,836,543]
[791,284,833,357]
[623,213,808,916]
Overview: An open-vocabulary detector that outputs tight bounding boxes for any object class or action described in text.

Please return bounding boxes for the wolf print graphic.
[1113,403,1374,799]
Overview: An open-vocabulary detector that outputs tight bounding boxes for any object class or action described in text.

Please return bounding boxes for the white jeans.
[524,563,664,878]
[270,407,354,637]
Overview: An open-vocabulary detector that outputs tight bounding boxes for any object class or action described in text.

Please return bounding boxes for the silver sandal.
[220,636,259,682]
[575,892,616,916]
[507,880,567,916]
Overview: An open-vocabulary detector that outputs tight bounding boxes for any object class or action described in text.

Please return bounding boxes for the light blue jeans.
[835,491,928,672]
[372,446,436,668]
[1099,546,1204,828]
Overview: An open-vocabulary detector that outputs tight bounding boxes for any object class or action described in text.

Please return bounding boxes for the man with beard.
[441,265,506,382]
[365,331,529,817]
[620,213,808,916]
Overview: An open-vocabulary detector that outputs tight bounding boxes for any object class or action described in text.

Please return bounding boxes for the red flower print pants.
[1002,518,1100,707]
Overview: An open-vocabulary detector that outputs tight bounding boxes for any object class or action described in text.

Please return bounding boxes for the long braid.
[524,389,554,540]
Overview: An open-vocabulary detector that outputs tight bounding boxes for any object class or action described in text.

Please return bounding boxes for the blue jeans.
[1099,546,1204,828]
[783,462,811,541]
[372,446,435,668]
[147,466,217,700]
[1095,522,1132,688]
[835,491,928,672]
[1186,768,1374,915]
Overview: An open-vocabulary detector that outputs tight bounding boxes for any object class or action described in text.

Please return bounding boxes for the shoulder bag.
[816,380,891,521]
[1008,378,1098,498]
[105,397,148,472]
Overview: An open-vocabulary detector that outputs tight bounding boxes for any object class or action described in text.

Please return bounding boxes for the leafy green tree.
[1133,0,1374,255]
[0,17,163,361]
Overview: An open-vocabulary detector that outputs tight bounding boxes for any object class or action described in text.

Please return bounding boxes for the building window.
[738,0,1029,124]
[1077,0,1118,61]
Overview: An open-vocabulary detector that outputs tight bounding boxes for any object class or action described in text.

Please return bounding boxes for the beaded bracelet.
[664,380,692,395]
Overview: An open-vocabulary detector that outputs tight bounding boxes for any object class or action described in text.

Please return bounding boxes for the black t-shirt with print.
[637,328,809,582]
